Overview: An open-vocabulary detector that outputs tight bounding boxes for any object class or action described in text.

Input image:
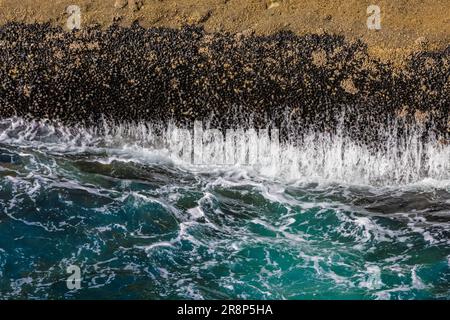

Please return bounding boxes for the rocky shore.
[1,0,449,65]
[0,22,448,146]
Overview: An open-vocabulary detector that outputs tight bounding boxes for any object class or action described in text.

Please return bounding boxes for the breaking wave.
[0,117,448,186]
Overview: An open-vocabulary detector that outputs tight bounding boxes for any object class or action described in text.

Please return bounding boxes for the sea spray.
[0,117,448,186]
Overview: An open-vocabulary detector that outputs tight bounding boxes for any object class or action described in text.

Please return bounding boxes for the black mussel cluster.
[0,22,448,146]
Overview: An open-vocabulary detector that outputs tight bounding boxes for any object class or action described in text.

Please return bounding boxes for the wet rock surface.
[0,23,448,145]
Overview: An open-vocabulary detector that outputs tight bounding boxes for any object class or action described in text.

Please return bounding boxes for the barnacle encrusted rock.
[0,23,448,147]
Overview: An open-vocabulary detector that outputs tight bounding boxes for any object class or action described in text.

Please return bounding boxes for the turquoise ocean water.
[0,117,449,299]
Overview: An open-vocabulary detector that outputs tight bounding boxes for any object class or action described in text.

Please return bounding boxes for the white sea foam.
[359,265,383,290]
[0,117,448,187]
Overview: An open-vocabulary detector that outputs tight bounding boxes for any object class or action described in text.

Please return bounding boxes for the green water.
[0,118,449,299]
